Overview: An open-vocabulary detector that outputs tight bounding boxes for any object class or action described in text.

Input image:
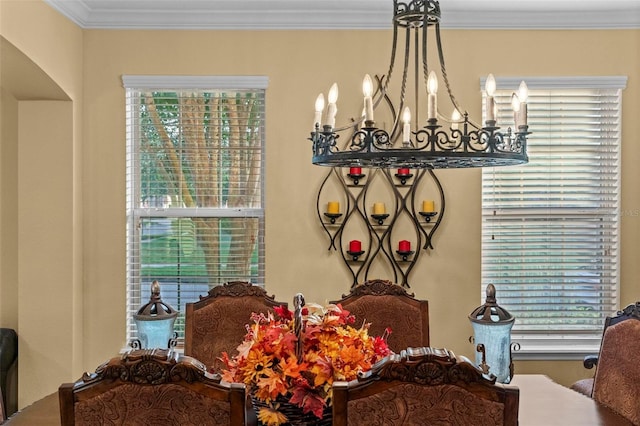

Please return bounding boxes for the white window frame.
[123,75,268,346]
[481,76,627,360]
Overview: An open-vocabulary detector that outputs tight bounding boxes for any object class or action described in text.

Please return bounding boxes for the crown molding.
[43,0,640,30]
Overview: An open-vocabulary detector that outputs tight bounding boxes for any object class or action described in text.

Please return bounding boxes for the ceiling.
[43,0,640,30]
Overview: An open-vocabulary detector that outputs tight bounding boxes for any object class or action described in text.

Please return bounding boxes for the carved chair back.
[590,302,640,424]
[332,347,519,426]
[571,301,640,403]
[58,349,251,426]
[330,279,429,353]
[184,281,287,372]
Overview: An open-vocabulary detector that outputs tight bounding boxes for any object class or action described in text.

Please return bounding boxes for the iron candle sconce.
[419,211,438,222]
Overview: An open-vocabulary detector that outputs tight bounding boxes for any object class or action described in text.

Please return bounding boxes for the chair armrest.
[583,354,598,369]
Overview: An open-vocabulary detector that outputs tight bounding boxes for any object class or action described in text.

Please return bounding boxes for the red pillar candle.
[397,168,410,176]
[349,240,362,253]
[398,240,411,252]
[349,167,362,175]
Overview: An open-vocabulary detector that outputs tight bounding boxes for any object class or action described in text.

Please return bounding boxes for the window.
[481,76,627,358]
[124,75,268,344]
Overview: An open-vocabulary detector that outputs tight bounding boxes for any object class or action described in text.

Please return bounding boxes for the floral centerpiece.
[221,295,391,426]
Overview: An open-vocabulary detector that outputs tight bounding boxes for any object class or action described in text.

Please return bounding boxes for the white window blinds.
[481,76,626,357]
[124,75,268,345]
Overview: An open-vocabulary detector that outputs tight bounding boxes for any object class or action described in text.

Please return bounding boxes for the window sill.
[511,333,600,361]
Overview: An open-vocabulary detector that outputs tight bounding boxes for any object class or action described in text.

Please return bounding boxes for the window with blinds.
[481,76,626,357]
[123,75,268,345]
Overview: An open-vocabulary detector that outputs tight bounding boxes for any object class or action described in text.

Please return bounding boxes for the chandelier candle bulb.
[326,83,339,128]
[397,168,410,176]
[363,74,374,122]
[517,81,529,127]
[373,202,386,215]
[402,106,411,143]
[485,74,496,123]
[451,109,462,131]
[511,94,521,128]
[422,200,435,212]
[398,240,411,252]
[349,240,362,253]
[313,93,325,130]
[327,201,340,214]
[349,167,361,176]
[427,71,438,120]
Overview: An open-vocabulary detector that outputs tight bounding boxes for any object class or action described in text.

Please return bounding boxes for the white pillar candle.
[511,93,521,128]
[313,93,324,130]
[485,74,496,123]
[402,106,411,143]
[451,109,462,131]
[362,74,374,122]
[326,83,339,128]
[427,71,438,120]
[518,81,529,127]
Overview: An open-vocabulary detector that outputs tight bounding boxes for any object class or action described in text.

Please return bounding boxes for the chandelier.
[309,0,529,169]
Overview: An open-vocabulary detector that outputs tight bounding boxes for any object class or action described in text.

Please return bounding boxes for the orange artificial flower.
[221,302,391,426]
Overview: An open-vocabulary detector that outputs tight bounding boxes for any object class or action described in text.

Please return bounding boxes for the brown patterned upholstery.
[591,319,640,424]
[570,301,640,419]
[58,349,252,426]
[184,281,287,372]
[332,347,519,426]
[330,279,429,353]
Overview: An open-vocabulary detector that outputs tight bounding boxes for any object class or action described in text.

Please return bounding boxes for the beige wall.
[1,0,640,407]
[1,0,84,407]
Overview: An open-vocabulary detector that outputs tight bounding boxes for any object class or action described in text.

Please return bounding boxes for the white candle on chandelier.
[313,93,325,130]
[517,81,529,127]
[511,93,521,128]
[362,74,374,122]
[427,70,438,121]
[485,73,496,123]
[402,106,411,143]
[326,83,339,128]
[451,108,462,131]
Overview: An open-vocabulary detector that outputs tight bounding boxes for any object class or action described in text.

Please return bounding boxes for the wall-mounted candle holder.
[394,168,413,185]
[347,171,366,186]
[316,167,445,287]
[371,213,389,225]
[346,250,365,261]
[396,250,415,262]
[323,212,342,224]
[419,211,438,223]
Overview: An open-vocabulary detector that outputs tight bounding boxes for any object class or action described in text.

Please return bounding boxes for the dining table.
[510,374,632,425]
[4,374,633,425]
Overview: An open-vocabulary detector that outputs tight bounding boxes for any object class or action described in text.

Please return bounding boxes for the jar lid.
[468,283,514,324]
[134,280,178,320]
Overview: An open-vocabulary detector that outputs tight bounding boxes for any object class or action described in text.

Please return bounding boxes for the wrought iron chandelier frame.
[310,0,529,169]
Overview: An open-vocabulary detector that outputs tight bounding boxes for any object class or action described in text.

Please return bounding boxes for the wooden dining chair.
[330,279,429,353]
[58,348,252,426]
[184,281,287,372]
[570,301,640,424]
[332,346,519,426]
